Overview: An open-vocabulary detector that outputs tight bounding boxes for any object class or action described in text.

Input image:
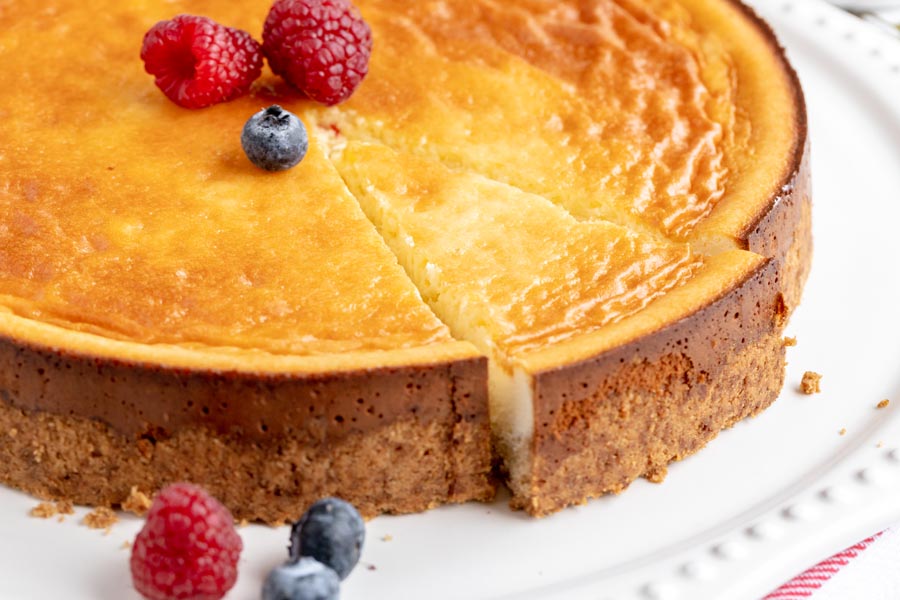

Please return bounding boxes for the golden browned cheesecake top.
[0,0,801,364]
[335,142,702,364]
[326,0,733,240]
[319,0,798,245]
[0,0,458,355]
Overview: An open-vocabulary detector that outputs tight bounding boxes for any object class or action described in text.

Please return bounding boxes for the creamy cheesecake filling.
[489,364,534,497]
[331,141,704,486]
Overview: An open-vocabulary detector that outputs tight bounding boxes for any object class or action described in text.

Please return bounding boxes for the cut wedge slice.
[333,142,703,366]
[333,141,781,512]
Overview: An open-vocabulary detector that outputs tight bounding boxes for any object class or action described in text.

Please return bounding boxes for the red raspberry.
[130,483,243,600]
[141,15,263,109]
[262,0,373,106]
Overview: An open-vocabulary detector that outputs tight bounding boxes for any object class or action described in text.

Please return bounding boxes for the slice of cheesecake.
[333,141,783,513]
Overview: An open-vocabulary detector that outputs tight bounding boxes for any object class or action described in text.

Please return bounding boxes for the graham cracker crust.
[0,401,494,524]
[519,328,785,515]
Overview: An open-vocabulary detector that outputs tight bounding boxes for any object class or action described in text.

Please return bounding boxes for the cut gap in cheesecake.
[308,112,673,249]
[328,140,709,501]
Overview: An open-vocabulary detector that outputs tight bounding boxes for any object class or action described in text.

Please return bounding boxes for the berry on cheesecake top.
[241,105,310,171]
[141,15,263,109]
[140,1,372,109]
[263,0,373,106]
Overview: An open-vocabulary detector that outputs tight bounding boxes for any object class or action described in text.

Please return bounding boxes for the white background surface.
[1,1,899,599]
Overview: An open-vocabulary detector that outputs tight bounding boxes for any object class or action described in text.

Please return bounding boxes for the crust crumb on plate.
[877,399,890,409]
[839,428,847,436]
[121,486,152,516]
[30,500,74,519]
[29,502,57,519]
[800,371,822,394]
[83,507,118,530]
[783,336,797,347]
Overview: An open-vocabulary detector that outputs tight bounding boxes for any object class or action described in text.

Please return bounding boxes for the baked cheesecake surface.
[316,0,799,245]
[0,4,456,357]
[0,0,810,518]
[335,142,703,363]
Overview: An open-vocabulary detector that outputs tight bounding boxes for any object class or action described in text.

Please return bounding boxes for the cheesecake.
[0,0,809,519]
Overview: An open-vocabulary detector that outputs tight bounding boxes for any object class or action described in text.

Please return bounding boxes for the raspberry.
[141,15,263,109]
[262,0,373,106]
[130,483,243,600]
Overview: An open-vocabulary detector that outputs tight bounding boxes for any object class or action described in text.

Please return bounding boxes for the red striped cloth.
[763,535,882,599]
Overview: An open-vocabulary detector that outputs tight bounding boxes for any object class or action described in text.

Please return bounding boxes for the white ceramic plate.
[2,1,899,599]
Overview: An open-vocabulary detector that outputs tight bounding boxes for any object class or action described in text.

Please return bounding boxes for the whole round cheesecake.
[0,0,809,520]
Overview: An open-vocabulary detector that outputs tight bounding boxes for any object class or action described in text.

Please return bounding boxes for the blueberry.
[289,498,365,580]
[241,105,308,171]
[262,558,340,600]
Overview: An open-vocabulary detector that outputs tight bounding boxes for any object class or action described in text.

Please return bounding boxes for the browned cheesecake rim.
[727,0,809,244]
[519,250,772,375]
[0,327,489,439]
[0,313,480,374]
[682,0,808,247]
